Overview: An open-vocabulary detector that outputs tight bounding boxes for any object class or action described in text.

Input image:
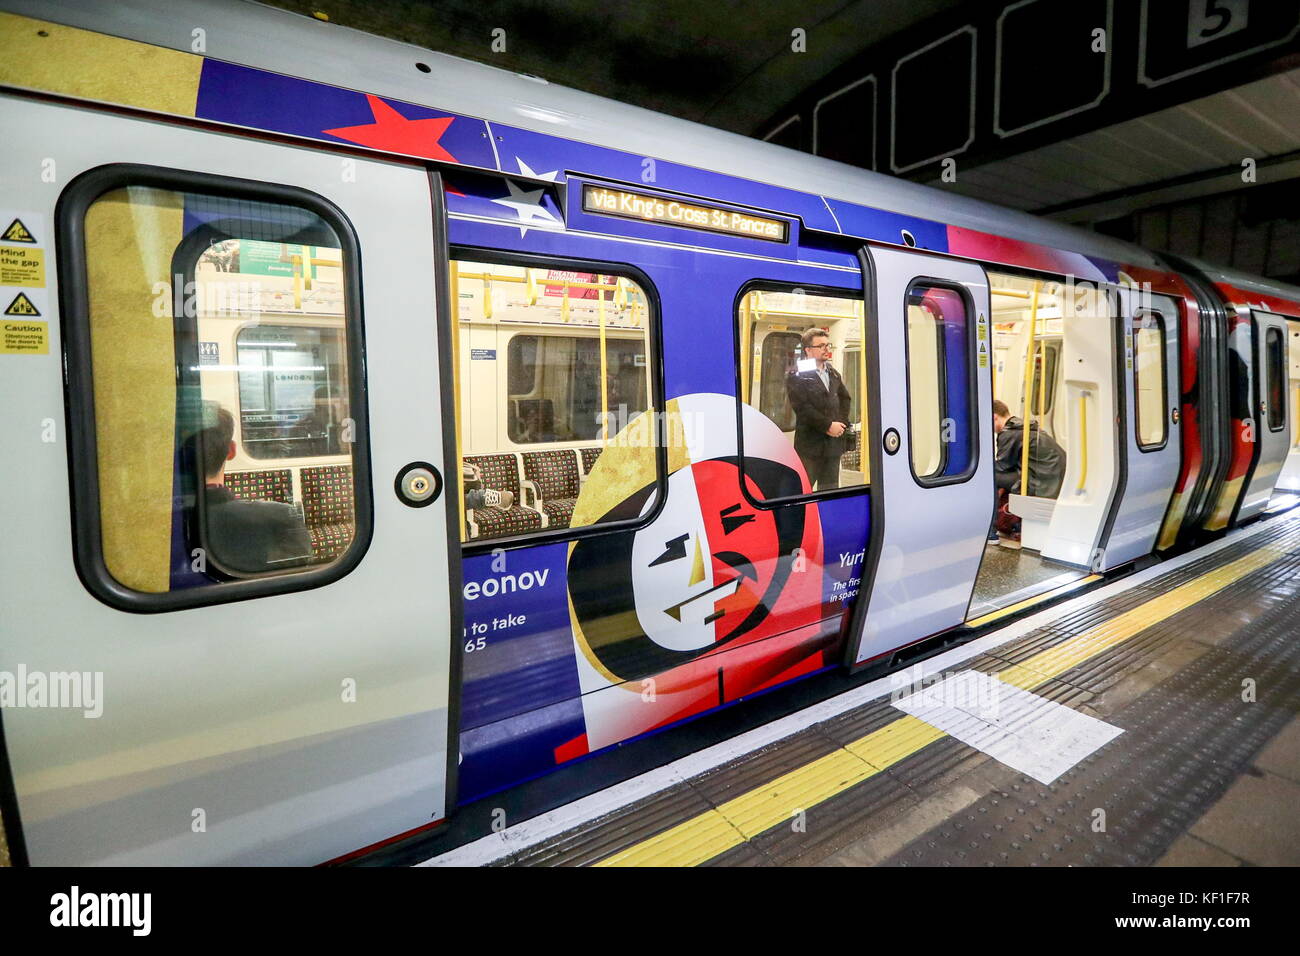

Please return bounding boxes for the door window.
[1266,325,1286,433]
[61,168,369,609]
[1134,311,1167,449]
[905,282,975,484]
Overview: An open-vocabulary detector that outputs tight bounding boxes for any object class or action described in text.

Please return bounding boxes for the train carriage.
[2,0,1300,865]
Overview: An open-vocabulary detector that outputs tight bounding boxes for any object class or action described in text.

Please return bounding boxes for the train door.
[849,245,991,667]
[1239,311,1292,519]
[1098,291,1182,567]
[1,96,457,864]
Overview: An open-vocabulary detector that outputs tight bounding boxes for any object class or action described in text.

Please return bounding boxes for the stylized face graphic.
[569,455,806,684]
[632,460,782,652]
[562,392,842,755]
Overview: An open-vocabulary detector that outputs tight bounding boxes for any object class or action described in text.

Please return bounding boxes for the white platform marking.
[891,671,1122,784]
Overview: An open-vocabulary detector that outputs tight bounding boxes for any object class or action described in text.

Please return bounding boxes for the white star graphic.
[514,157,560,181]
[491,179,561,236]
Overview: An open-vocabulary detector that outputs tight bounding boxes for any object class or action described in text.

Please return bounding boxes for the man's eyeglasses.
[807,342,833,351]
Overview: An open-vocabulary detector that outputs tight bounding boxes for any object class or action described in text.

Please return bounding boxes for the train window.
[1030,341,1060,417]
[451,257,660,543]
[60,167,369,610]
[906,282,974,485]
[757,332,802,432]
[1134,312,1167,449]
[237,325,348,458]
[505,335,648,442]
[737,285,868,499]
[1266,326,1285,433]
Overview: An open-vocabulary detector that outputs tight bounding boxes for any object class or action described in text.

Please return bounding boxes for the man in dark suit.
[197,403,313,574]
[785,327,853,491]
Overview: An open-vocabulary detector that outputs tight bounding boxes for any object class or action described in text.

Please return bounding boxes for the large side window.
[62,167,369,610]
[450,256,660,543]
[906,282,974,484]
[737,285,868,499]
[1030,340,1060,418]
[1134,311,1167,449]
[237,324,348,459]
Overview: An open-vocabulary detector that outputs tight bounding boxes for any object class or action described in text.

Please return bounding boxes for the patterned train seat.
[224,469,293,504]
[579,446,602,478]
[841,446,861,472]
[301,464,354,561]
[464,453,543,539]
[522,449,581,530]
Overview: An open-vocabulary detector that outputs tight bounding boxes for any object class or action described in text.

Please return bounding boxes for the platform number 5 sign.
[1187,0,1249,49]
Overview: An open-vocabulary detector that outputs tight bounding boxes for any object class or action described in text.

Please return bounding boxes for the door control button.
[883,428,901,455]
[396,462,442,507]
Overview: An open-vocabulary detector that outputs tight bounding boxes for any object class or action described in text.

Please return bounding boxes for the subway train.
[2,0,1299,866]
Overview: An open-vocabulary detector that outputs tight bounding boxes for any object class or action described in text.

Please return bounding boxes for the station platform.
[419,510,1300,868]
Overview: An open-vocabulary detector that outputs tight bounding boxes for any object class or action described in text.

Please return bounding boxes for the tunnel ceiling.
[259,0,965,134]
[261,0,1300,284]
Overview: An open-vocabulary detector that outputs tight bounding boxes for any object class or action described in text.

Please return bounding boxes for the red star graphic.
[324,94,458,163]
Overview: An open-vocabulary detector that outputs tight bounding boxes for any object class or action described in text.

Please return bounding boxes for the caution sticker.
[0,210,47,288]
[1,288,49,354]
[2,319,47,354]
[5,291,41,316]
[2,217,37,243]
[0,211,50,355]
[0,245,44,287]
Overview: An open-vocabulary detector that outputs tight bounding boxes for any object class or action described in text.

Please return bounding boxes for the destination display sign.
[582,185,788,242]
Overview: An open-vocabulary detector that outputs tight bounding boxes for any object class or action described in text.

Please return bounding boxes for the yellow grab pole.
[740,294,752,405]
[450,259,466,542]
[1077,393,1089,493]
[1034,309,1048,478]
[857,298,869,482]
[1019,281,1041,497]
[598,280,609,442]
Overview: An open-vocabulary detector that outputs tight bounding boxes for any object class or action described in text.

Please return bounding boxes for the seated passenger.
[463,461,514,511]
[991,399,1067,549]
[197,403,313,574]
[993,399,1067,499]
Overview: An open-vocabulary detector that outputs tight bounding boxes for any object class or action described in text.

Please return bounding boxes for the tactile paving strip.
[880,540,1300,866]
[493,517,1300,866]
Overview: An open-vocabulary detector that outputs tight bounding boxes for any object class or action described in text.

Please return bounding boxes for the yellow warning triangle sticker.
[4,292,41,316]
[1,218,36,243]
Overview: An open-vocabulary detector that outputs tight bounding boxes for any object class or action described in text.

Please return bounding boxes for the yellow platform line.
[593,537,1294,867]
[964,574,1102,629]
